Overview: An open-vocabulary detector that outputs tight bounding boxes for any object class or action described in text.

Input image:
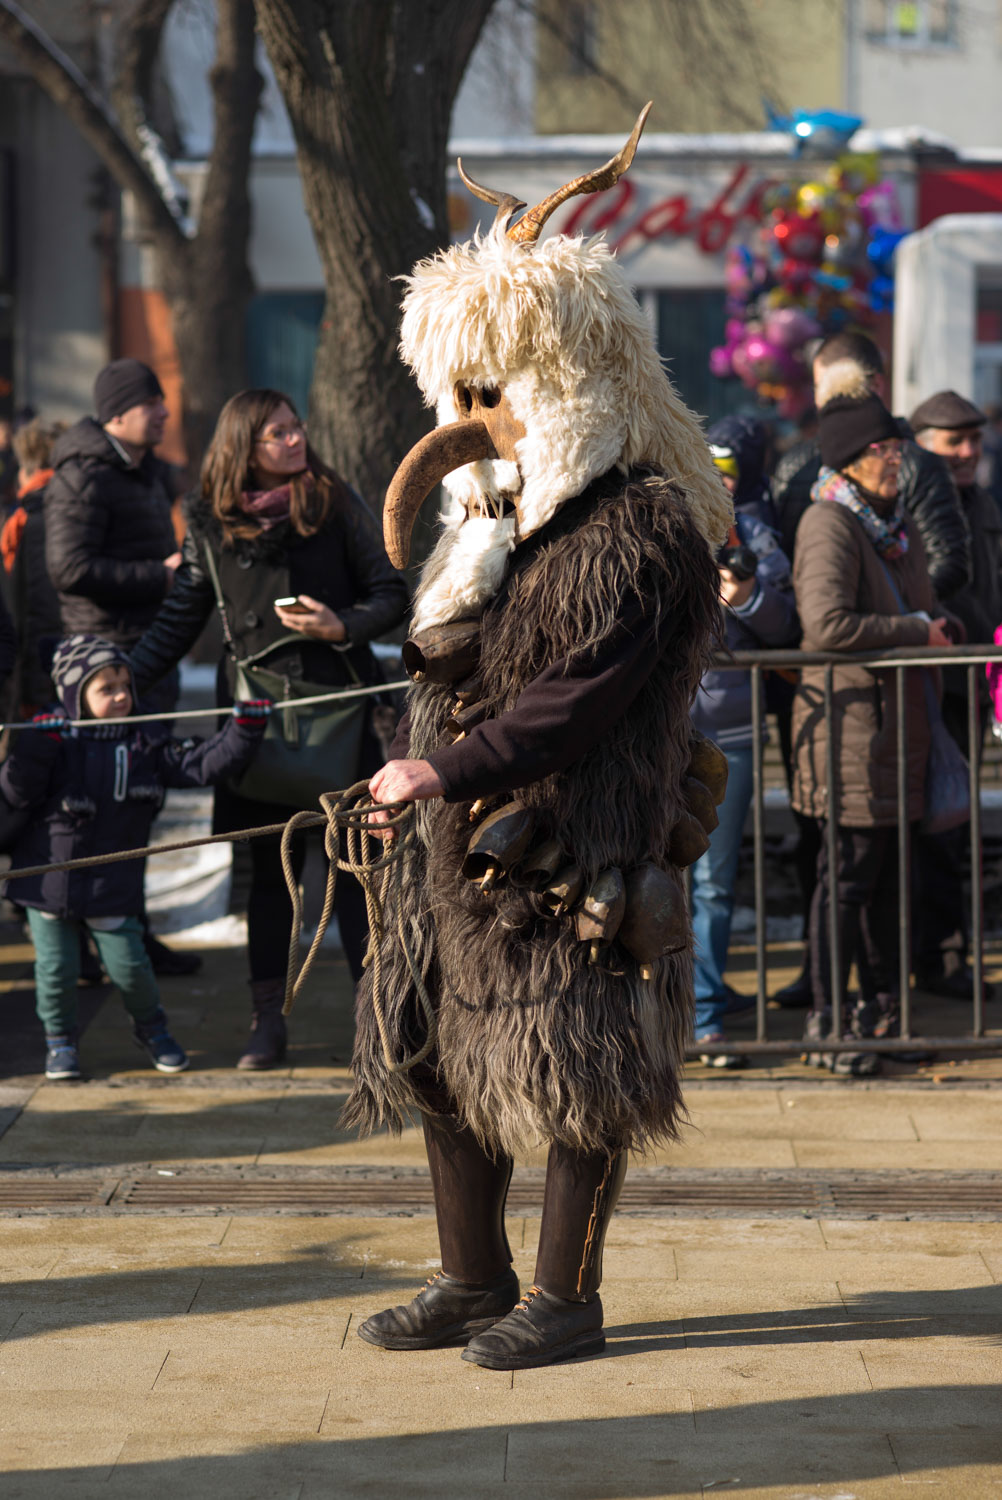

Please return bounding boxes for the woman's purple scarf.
[812,465,909,560]
[240,472,312,530]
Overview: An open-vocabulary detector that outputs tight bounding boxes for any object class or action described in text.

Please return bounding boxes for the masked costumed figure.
[344,106,732,1370]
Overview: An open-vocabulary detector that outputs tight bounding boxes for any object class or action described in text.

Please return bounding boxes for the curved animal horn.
[457,159,527,234]
[507,100,653,246]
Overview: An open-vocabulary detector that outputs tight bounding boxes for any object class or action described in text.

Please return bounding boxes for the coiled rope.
[279,780,436,1074]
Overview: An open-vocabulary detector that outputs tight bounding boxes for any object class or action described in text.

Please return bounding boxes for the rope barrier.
[0,678,411,734]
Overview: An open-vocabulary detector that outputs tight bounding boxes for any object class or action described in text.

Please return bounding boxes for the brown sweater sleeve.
[426,593,660,804]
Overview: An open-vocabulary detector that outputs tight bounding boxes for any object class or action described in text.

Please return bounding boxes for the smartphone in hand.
[274,596,311,615]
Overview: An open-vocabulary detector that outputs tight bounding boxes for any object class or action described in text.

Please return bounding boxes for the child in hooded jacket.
[0,634,270,1080]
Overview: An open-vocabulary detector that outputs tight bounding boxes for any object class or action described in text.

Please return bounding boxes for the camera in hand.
[716,542,758,582]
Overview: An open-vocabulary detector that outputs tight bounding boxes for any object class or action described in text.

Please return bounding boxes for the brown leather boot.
[463,1143,626,1370]
[236,978,287,1070]
[358,1109,519,1349]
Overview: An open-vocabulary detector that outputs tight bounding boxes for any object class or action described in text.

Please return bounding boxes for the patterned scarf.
[811,466,909,560]
[239,472,313,530]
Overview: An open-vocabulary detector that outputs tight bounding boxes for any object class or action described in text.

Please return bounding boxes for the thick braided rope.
[279,780,437,1074]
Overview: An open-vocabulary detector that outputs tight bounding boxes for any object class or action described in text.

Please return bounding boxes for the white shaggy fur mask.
[399,217,731,634]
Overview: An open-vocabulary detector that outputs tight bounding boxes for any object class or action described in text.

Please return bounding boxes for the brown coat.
[792,501,936,827]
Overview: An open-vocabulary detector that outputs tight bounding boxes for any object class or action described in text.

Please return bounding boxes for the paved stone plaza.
[1,935,1002,1498]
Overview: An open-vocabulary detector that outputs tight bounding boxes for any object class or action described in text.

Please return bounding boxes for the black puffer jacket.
[0,585,17,708]
[129,487,409,703]
[771,428,971,598]
[44,419,178,645]
[942,481,1002,705]
[0,714,264,918]
[11,488,61,710]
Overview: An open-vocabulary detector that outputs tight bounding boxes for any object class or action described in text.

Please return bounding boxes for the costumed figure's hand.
[232,698,272,730]
[274,594,347,643]
[367,759,444,841]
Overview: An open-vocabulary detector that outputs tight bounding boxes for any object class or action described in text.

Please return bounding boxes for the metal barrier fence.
[694,643,1002,1060]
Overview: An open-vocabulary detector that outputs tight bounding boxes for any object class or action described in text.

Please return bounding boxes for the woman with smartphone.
[129,389,409,1068]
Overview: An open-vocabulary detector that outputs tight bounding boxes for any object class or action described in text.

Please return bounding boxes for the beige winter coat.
[792,501,938,827]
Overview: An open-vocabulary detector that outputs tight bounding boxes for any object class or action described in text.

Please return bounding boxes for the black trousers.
[775,696,822,941]
[810,823,903,1015]
[912,693,986,978]
[247,828,369,985]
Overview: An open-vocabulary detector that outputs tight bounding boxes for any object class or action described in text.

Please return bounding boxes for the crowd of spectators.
[0,363,408,1081]
[1,329,1000,1082]
[695,329,1002,1072]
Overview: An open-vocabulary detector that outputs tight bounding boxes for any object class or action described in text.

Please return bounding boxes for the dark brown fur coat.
[343,468,719,1157]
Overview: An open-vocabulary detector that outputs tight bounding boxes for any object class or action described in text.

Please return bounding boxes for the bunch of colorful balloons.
[710,146,909,417]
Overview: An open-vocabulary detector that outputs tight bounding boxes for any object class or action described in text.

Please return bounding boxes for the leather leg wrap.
[423,1108,514,1286]
[534,1143,627,1302]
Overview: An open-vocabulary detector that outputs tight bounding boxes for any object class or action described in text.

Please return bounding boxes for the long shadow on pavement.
[2,1261,1000,1349]
[4,1391,1002,1496]
[0,1089,360,1161]
[0,1243,417,1340]
[605,1281,1002,1353]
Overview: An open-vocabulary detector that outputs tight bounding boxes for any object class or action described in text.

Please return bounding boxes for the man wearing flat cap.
[44,359,193,976]
[911,391,1002,1000]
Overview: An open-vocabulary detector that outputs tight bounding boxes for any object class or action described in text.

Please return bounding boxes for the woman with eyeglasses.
[129,389,409,1068]
[791,369,959,1075]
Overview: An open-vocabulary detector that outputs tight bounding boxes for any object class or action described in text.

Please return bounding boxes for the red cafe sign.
[557,163,776,257]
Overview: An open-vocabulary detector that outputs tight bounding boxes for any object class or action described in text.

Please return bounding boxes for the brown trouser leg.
[533,1143,627,1302]
[423,1109,514,1285]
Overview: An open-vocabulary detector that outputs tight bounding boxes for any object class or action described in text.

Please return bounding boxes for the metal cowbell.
[686,731,729,806]
[401,618,482,684]
[511,837,565,890]
[574,868,626,963]
[618,863,688,977]
[668,810,710,869]
[461,802,536,891]
[540,864,584,918]
[683,776,719,836]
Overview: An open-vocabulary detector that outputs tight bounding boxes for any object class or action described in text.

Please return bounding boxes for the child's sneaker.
[44,1035,81,1081]
[133,1010,189,1073]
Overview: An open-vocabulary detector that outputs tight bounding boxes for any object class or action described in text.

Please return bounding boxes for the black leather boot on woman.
[358,1110,519,1349]
[237,978,287,1070]
[463,1143,626,1370]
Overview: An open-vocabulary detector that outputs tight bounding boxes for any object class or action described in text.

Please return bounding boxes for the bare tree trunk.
[254,0,497,509]
[115,0,262,468]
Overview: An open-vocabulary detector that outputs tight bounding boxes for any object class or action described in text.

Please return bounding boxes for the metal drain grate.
[0,1177,116,1207]
[116,1176,829,1213]
[112,1171,1002,1220]
[3,1170,1001,1219]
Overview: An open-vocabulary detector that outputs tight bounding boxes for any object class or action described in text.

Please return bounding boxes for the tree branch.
[0,0,185,244]
[194,0,262,292]
[112,0,191,229]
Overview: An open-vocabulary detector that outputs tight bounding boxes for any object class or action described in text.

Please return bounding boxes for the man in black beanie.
[43,358,196,977]
[46,359,182,649]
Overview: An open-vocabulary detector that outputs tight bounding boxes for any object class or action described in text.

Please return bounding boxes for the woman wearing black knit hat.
[790,363,957,1075]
